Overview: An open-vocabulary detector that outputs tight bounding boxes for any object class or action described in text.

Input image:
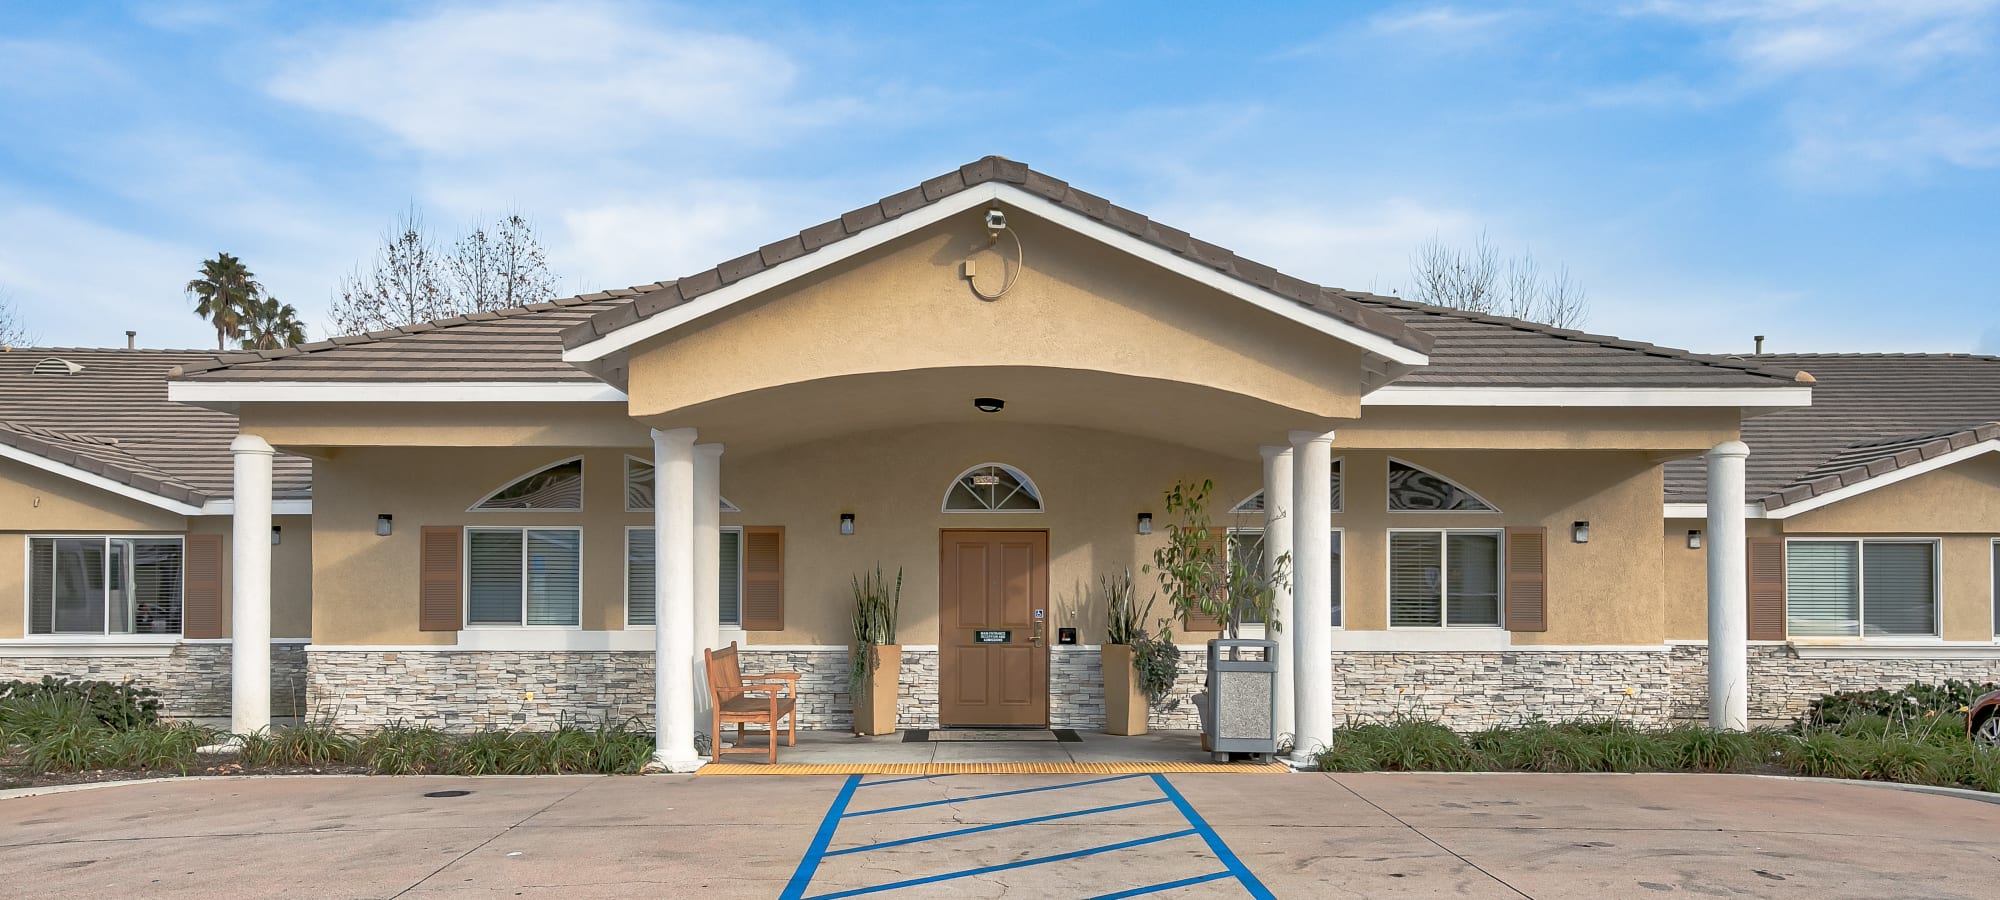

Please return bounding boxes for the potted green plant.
[1101,570,1151,735]
[848,564,902,736]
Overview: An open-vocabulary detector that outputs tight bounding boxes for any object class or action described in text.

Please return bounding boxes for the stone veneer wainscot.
[0,642,307,720]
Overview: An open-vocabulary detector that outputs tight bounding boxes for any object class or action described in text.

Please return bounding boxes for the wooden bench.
[704,641,800,764]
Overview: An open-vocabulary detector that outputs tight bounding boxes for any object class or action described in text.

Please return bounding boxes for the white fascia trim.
[0,638,182,658]
[1663,503,1767,519]
[1329,629,1668,652]
[563,183,1430,368]
[1766,441,2000,520]
[167,381,627,405]
[180,638,312,645]
[197,499,313,516]
[1789,642,2000,660]
[0,443,204,516]
[1362,386,1813,408]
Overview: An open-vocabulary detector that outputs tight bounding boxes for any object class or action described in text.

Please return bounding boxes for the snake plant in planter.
[849,564,902,736]
[1101,570,1179,735]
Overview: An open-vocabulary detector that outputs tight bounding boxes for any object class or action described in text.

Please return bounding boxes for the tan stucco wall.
[0,459,312,640]
[624,214,1367,425]
[237,402,648,450]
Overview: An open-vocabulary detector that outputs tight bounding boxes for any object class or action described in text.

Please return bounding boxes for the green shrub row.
[1,676,161,731]
[1315,717,1999,793]
[1798,679,1999,731]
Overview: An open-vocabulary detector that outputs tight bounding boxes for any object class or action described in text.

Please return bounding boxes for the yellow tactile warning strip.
[696,761,1290,776]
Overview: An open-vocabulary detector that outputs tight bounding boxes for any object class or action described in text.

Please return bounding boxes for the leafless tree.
[450,213,558,313]
[0,289,34,347]
[1405,232,1589,330]
[329,207,560,336]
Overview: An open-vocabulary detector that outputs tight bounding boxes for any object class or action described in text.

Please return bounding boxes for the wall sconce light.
[839,513,856,536]
[1136,513,1153,535]
[1687,529,1702,550]
[972,397,1005,413]
[270,525,283,546]
[1571,520,1590,544]
[376,514,394,537]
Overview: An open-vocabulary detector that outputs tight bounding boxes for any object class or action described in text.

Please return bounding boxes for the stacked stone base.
[0,642,306,720]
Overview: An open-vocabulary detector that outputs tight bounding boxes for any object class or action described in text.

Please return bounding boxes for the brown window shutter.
[1746,537,1786,641]
[182,534,224,639]
[419,526,463,632]
[1504,526,1548,633]
[1181,527,1225,633]
[742,526,785,631]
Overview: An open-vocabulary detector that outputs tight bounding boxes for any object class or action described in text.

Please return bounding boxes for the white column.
[1705,440,1751,731]
[229,434,275,736]
[652,427,703,771]
[1288,430,1336,764]
[1259,445,1296,743]
[692,444,723,738]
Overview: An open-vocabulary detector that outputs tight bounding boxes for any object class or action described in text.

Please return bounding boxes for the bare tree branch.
[1406,233,1588,329]
[0,289,34,347]
[330,206,560,336]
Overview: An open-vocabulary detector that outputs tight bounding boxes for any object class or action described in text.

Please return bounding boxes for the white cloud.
[266,1,851,156]
[0,201,218,349]
[1368,6,1517,37]
[1146,195,1483,295]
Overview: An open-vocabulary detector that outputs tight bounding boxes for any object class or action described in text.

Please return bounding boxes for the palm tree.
[185,253,262,350]
[239,296,307,350]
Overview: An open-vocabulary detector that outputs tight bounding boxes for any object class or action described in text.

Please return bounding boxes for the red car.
[1973,690,2000,745]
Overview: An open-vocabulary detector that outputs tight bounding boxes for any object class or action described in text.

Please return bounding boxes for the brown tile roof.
[173,157,1803,395]
[0,348,311,504]
[1664,353,2000,507]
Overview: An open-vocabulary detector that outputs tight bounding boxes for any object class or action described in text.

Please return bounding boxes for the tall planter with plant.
[1101,570,1182,735]
[848,565,903,736]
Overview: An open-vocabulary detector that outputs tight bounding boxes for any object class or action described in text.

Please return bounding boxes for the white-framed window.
[626,526,744,627]
[942,463,1043,513]
[465,527,582,627]
[1224,526,1343,628]
[624,456,739,513]
[1388,529,1503,628]
[1787,538,1939,639]
[27,536,184,635]
[471,458,584,512]
[1388,459,1498,512]
[1230,458,1344,515]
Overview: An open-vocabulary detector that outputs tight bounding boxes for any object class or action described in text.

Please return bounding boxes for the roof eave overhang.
[167,381,629,409]
[558,182,1431,373]
[1762,439,2000,520]
[1363,386,1813,408]
[0,442,207,516]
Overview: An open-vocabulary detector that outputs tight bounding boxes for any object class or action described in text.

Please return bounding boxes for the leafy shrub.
[0,676,160,731]
[237,720,359,768]
[1798,680,1999,733]
[1659,725,1753,772]
[359,723,452,775]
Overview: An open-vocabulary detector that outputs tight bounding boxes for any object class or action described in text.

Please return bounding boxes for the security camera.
[984,208,1007,231]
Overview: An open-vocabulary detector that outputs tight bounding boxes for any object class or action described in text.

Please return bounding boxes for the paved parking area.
[3,772,1997,898]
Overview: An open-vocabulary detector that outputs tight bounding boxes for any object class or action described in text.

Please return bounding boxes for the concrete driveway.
[2,772,1995,898]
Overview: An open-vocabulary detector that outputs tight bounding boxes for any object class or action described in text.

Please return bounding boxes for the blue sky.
[2,1,1996,354]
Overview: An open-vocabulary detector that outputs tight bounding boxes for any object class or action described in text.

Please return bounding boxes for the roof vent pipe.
[1753,335,1765,354]
[126,330,136,350]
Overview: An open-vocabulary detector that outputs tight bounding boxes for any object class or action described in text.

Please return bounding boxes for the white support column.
[229,434,275,736]
[652,427,703,771]
[1259,445,1296,744]
[1288,430,1336,764]
[692,443,723,737]
[1705,440,1751,731]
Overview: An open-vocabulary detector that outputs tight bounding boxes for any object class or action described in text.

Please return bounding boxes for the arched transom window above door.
[943,463,1043,513]
[470,458,584,511]
[1388,459,1498,512]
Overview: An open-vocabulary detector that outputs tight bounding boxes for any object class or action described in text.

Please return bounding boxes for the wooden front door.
[938,530,1049,727]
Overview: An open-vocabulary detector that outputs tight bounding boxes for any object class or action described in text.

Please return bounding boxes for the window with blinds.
[626,527,745,627]
[1785,539,1937,638]
[466,527,580,626]
[1390,529,1503,627]
[27,536,183,635]
[1223,527,1343,626]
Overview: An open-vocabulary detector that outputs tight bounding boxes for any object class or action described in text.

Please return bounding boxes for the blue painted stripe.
[842,773,1144,817]
[855,773,953,788]
[1150,774,1275,900]
[806,829,1200,899]
[1085,870,1234,899]
[779,774,861,900]
[825,797,1173,856]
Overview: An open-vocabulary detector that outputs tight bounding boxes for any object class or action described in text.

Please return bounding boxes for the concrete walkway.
[3,771,1996,898]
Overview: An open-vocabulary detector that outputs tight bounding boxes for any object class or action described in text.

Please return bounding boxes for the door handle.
[1032,619,1044,647]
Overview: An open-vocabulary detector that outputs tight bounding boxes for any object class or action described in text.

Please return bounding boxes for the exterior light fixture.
[376,514,394,537]
[1687,529,1702,549]
[973,397,1005,413]
[1137,513,1153,535]
[839,513,856,536]
[270,525,283,546]
[1571,521,1590,544]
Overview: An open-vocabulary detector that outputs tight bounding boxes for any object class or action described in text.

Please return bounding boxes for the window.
[1230,459,1343,515]
[1389,530,1502,627]
[1225,527,1343,627]
[1787,539,1938,638]
[1388,460,1497,512]
[625,456,741,513]
[28,536,183,635]
[466,528,581,626]
[472,458,583,511]
[942,463,1042,512]
[626,527,744,627]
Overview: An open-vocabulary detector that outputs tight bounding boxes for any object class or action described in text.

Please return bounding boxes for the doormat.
[902,729,1082,743]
